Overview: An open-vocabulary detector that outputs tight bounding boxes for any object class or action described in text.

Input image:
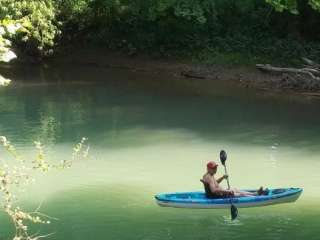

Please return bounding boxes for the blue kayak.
[155,188,302,209]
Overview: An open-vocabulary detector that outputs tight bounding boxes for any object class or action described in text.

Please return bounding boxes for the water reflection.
[0,64,319,240]
[1,80,320,150]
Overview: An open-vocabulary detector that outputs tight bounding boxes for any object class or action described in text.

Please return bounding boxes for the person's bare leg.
[235,187,266,197]
[236,191,256,196]
[231,188,256,197]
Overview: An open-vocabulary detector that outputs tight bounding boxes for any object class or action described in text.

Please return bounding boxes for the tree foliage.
[0,0,320,60]
[266,0,320,13]
[0,0,60,56]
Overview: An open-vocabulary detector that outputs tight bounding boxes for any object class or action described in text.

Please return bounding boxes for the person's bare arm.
[216,175,228,184]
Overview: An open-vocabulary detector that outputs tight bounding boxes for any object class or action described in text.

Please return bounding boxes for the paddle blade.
[231,204,238,221]
[220,150,227,166]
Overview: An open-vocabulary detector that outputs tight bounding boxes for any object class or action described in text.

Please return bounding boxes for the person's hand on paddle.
[217,174,228,183]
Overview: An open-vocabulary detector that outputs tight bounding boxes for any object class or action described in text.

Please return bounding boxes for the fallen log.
[256,64,320,80]
[256,61,320,90]
[181,70,206,79]
[301,57,320,69]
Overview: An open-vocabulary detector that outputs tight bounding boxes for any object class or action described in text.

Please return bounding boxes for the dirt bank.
[49,48,320,97]
[6,47,320,98]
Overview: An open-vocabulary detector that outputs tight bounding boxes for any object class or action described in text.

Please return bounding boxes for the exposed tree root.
[256,58,320,90]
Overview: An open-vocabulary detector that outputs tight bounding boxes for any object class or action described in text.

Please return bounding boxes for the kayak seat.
[200,179,227,199]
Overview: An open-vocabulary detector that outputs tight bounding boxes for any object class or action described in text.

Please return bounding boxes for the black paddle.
[220,150,238,221]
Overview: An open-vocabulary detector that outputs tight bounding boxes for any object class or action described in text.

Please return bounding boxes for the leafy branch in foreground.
[0,136,89,240]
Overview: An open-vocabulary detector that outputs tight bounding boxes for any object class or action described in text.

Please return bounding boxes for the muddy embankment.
[51,49,320,97]
[2,48,320,98]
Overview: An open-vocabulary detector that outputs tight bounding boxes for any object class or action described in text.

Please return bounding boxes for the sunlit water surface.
[0,65,319,239]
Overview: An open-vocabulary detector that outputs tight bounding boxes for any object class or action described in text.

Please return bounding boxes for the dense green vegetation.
[1,0,320,64]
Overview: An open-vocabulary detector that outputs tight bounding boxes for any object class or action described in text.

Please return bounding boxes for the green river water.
[0,64,319,239]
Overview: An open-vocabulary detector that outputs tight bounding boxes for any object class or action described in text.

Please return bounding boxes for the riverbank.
[2,47,320,98]
[48,48,320,97]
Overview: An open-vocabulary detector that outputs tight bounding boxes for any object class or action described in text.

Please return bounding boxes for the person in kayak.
[201,161,265,198]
